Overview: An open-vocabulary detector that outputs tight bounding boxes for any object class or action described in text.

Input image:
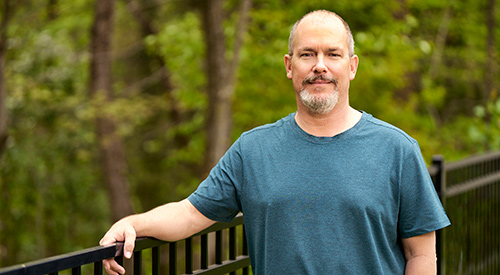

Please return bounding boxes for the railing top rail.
[0,214,245,275]
[0,245,116,275]
[113,213,244,256]
[444,150,500,171]
[445,171,500,197]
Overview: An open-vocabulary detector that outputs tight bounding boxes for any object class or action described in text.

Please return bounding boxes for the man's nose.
[313,55,327,74]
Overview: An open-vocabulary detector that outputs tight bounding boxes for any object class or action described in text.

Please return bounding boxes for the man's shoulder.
[240,113,293,139]
[361,113,418,146]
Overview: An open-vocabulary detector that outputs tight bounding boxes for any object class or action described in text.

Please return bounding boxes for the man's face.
[284,15,358,114]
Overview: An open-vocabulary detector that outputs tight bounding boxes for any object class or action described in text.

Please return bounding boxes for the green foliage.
[468,98,500,151]
[145,12,206,110]
[0,0,499,267]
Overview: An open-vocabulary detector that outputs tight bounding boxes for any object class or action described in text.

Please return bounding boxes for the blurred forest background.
[0,0,499,267]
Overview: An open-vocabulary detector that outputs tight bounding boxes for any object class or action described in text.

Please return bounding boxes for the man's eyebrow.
[294,47,344,55]
[327,47,342,52]
[297,47,343,52]
[297,47,315,52]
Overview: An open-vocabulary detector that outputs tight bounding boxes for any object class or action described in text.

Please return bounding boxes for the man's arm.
[401,231,437,275]
[99,198,215,275]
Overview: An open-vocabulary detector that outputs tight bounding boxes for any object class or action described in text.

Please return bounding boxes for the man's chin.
[299,88,339,114]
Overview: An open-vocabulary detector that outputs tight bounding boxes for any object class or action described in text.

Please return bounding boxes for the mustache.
[302,75,338,86]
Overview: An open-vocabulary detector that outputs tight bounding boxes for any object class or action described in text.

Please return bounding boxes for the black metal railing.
[431,151,500,275]
[0,215,249,275]
[1,151,500,275]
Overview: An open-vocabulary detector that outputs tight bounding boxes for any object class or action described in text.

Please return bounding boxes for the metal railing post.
[133,251,142,275]
[169,242,177,274]
[432,155,446,275]
[185,238,193,274]
[216,231,223,265]
[201,234,208,269]
[152,246,159,275]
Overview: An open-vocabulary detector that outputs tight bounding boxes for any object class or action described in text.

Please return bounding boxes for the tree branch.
[429,4,451,79]
[123,0,158,35]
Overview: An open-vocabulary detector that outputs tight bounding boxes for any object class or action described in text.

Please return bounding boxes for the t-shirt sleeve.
[398,142,451,238]
[188,138,243,223]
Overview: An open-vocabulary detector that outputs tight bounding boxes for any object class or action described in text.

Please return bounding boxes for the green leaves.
[469,98,500,150]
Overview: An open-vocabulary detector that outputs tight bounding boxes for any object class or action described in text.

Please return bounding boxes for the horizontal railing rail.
[443,150,500,198]
[0,214,249,275]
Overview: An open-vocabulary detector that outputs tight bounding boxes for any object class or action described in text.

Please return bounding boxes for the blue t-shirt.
[188,112,450,274]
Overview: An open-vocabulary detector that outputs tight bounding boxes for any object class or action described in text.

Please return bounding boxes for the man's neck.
[294,104,362,137]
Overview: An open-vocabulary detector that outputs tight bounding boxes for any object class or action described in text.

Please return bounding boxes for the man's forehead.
[293,17,347,48]
[303,12,341,23]
[298,13,344,30]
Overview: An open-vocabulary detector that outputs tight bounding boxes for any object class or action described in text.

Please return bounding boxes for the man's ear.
[284,54,293,79]
[349,55,359,81]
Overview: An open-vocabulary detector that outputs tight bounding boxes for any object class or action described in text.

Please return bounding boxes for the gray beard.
[299,87,339,114]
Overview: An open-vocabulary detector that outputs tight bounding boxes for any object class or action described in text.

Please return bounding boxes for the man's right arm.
[99,198,215,275]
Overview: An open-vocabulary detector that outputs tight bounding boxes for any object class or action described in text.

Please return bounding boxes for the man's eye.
[300,53,313,57]
[328,53,341,57]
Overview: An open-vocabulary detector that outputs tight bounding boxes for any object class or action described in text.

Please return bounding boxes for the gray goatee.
[299,75,339,114]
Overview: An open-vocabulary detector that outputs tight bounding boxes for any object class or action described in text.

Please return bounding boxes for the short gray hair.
[288,10,355,57]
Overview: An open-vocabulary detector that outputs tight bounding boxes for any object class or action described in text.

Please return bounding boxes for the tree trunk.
[0,0,11,157]
[485,0,496,103]
[201,0,252,175]
[198,0,252,265]
[90,0,133,222]
[201,0,230,175]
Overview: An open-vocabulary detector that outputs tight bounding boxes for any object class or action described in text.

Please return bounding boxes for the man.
[100,10,450,275]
